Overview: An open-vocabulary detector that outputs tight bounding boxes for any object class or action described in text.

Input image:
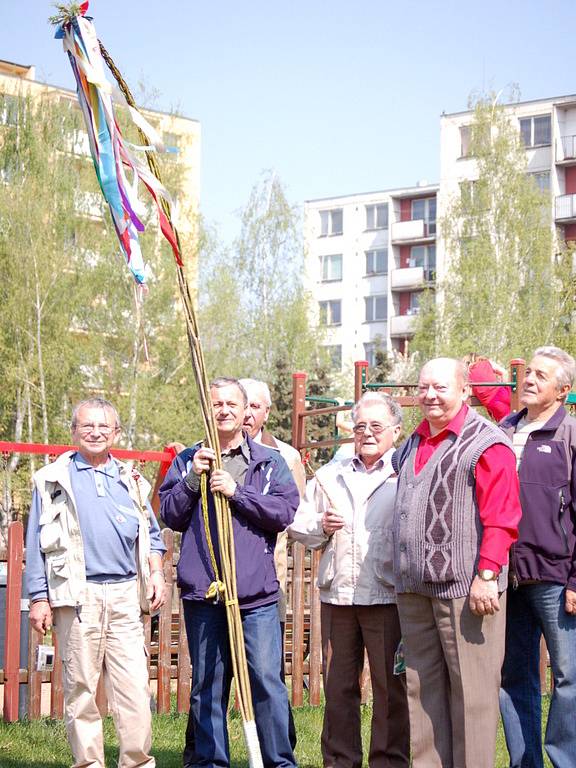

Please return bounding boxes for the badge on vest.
[537,445,552,454]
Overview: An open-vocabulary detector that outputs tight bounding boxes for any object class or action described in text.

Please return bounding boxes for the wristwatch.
[477,569,498,581]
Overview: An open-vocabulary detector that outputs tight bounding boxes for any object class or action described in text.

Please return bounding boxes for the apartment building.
[439,93,576,254]
[304,183,438,369]
[0,58,201,286]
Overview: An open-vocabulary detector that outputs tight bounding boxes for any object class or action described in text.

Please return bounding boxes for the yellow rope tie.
[201,472,226,602]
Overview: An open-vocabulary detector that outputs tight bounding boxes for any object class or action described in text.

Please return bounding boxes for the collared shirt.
[414,404,521,572]
[69,454,165,583]
[221,439,250,486]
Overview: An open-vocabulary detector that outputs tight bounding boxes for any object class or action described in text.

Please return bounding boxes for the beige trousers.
[396,592,506,768]
[53,580,154,768]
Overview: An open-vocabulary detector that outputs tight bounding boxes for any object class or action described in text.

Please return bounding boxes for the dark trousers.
[320,602,410,768]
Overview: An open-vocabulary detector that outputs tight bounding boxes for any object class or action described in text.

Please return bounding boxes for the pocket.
[48,553,71,582]
[372,528,394,585]
[39,504,67,553]
[318,546,336,589]
[422,542,455,583]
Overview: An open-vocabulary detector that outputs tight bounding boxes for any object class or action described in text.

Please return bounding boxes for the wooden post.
[354,360,369,403]
[176,606,191,713]
[510,359,525,413]
[292,372,307,453]
[308,550,322,706]
[291,542,306,706]
[3,521,23,722]
[50,636,64,719]
[156,530,174,713]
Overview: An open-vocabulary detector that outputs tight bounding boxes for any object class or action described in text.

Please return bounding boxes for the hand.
[322,507,345,535]
[147,570,167,612]
[30,600,52,636]
[210,469,237,498]
[469,576,500,616]
[166,441,186,455]
[489,360,507,380]
[565,588,576,615]
[192,447,216,476]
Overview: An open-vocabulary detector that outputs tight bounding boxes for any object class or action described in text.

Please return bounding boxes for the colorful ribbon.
[55,2,182,284]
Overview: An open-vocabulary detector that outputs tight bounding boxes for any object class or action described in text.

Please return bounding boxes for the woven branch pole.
[51,7,263,766]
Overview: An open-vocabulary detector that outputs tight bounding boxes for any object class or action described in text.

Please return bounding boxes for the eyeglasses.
[75,423,118,435]
[352,423,394,435]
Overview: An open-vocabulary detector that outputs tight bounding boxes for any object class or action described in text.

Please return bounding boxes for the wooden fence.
[1,522,322,722]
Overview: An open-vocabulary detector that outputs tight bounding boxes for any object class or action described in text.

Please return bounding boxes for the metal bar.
[0,441,172,463]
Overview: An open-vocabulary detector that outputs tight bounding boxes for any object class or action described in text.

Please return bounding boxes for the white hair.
[238,378,272,407]
[351,392,403,426]
[533,346,575,390]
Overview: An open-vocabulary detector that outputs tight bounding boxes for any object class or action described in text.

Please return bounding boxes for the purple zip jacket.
[159,434,299,608]
[500,406,576,590]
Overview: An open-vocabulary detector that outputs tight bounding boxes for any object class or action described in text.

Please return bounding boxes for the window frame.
[364,294,387,323]
[365,248,388,276]
[320,253,343,282]
[319,208,344,237]
[319,299,342,326]
[365,203,389,231]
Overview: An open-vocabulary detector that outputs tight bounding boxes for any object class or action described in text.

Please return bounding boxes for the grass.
[0,698,552,767]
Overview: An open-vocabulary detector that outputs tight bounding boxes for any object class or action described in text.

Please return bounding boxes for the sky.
[2,0,576,245]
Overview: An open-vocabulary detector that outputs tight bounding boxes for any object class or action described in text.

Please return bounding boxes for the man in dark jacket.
[159,377,299,768]
[499,346,576,768]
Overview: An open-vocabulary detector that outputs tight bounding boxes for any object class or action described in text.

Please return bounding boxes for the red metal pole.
[292,372,307,453]
[3,521,24,722]
[510,359,526,413]
[354,360,369,403]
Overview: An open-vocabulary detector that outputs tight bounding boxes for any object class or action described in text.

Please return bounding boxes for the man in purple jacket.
[499,346,576,768]
[159,377,299,768]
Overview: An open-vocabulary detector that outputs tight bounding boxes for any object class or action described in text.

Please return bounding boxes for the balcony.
[556,135,576,165]
[391,266,436,291]
[391,219,436,243]
[555,194,576,222]
[390,314,417,337]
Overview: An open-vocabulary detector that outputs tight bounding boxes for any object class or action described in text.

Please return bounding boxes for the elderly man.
[393,358,521,768]
[26,397,167,768]
[498,346,576,768]
[159,377,299,768]
[290,392,410,768]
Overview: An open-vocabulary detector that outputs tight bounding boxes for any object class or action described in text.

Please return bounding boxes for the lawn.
[0,697,552,767]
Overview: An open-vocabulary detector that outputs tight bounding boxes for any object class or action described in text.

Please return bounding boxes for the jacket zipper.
[559,490,569,554]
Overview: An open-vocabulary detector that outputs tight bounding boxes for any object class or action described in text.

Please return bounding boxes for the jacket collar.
[502,405,568,433]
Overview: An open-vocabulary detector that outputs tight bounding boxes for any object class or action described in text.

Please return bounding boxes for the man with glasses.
[289,392,410,768]
[26,397,167,768]
[392,358,521,768]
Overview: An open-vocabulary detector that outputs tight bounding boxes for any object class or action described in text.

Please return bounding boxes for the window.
[411,197,436,235]
[460,125,471,158]
[530,171,550,193]
[365,295,387,323]
[409,245,436,280]
[320,208,343,236]
[407,292,421,315]
[319,299,341,326]
[365,203,388,230]
[363,341,387,368]
[365,249,388,275]
[520,115,551,148]
[459,179,478,206]
[320,254,343,282]
[324,345,342,369]
[0,94,18,126]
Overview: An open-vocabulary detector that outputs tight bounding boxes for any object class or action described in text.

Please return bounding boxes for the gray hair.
[71,398,120,430]
[351,392,403,426]
[210,377,248,406]
[533,346,576,390]
[238,378,272,406]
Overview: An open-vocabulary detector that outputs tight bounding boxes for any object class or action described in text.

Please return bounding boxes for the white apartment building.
[304,184,438,370]
[439,93,576,262]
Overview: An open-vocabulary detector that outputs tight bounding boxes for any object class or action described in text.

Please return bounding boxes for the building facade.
[304,183,438,369]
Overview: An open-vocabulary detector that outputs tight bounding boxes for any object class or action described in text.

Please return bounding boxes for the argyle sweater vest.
[393,408,511,599]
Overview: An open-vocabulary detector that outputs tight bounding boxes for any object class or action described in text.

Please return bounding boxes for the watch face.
[479,569,496,581]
